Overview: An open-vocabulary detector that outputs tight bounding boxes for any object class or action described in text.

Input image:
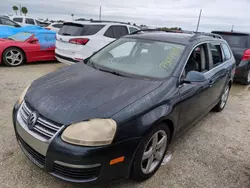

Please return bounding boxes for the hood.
[25,63,163,125]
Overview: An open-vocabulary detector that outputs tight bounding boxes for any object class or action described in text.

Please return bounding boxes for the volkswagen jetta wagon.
[13,30,235,183]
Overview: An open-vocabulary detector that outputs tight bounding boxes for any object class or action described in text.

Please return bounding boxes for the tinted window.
[129,27,138,33]
[59,23,104,36]
[209,44,223,67]
[113,26,128,38]
[219,34,248,48]
[88,38,185,79]
[0,18,17,26]
[25,18,35,25]
[221,43,231,61]
[52,24,63,28]
[104,26,129,39]
[13,17,23,23]
[104,27,114,38]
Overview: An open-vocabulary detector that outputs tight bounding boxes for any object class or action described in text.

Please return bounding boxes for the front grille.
[53,163,101,181]
[18,135,45,167]
[19,101,63,140]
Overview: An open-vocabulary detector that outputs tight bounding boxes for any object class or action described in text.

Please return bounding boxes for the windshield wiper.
[99,69,124,77]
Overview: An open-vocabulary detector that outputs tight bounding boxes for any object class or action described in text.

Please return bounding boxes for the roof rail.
[130,29,183,35]
[90,20,129,25]
[189,32,222,41]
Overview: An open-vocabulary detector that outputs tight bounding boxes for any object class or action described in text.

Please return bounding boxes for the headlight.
[18,84,31,105]
[61,119,117,146]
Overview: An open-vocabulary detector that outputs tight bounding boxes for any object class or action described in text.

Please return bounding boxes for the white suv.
[55,21,139,65]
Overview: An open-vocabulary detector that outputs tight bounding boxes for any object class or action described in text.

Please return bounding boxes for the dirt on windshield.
[0,62,249,188]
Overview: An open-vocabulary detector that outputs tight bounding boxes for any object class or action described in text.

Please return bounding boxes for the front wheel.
[2,47,25,66]
[131,123,171,181]
[213,83,230,112]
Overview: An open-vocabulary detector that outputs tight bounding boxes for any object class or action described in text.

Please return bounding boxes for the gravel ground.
[0,62,250,188]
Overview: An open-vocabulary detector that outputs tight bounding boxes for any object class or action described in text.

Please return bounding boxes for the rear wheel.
[131,123,171,181]
[2,47,25,66]
[213,83,230,112]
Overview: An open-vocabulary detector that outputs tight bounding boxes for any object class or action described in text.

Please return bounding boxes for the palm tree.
[12,6,18,15]
[21,7,28,16]
[71,14,74,21]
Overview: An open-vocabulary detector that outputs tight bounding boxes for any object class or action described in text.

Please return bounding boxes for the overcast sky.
[1,0,250,32]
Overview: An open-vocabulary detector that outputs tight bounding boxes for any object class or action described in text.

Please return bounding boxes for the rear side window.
[25,18,35,25]
[129,27,138,33]
[59,23,104,36]
[209,44,223,67]
[13,17,23,23]
[104,26,129,39]
[221,43,232,61]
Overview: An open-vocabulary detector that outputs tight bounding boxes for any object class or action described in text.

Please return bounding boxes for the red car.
[0,30,56,66]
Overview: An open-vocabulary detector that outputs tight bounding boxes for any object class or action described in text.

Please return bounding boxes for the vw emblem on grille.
[27,111,38,130]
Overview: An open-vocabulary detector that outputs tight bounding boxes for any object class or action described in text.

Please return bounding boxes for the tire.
[131,123,171,181]
[2,47,25,66]
[213,83,230,112]
[242,68,250,85]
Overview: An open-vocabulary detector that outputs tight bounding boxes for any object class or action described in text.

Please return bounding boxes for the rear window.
[59,23,104,36]
[215,33,249,48]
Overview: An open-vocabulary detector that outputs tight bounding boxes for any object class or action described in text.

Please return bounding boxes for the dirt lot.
[0,62,250,188]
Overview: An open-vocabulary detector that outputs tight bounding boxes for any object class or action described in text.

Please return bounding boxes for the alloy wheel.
[141,130,167,174]
[5,50,23,66]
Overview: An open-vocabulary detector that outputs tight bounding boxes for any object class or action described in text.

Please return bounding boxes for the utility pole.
[19,4,22,16]
[196,9,202,32]
[99,6,102,20]
[231,25,234,32]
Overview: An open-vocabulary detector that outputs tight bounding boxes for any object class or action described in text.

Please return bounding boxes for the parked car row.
[13,31,235,183]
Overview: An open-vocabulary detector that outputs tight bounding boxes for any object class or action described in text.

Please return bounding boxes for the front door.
[177,43,211,131]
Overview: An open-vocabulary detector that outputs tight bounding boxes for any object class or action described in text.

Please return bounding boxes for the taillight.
[242,49,250,61]
[69,38,89,45]
[45,27,51,30]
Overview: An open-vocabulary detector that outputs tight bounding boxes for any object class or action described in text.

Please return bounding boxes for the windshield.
[7,32,33,41]
[88,38,185,79]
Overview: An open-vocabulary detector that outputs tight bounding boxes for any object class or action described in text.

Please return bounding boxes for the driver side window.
[181,44,209,80]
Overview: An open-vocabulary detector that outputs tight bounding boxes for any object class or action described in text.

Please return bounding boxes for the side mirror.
[29,38,39,44]
[182,71,206,84]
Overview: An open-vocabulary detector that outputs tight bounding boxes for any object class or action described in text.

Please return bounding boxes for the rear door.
[56,23,105,56]
[212,32,249,65]
[205,42,229,107]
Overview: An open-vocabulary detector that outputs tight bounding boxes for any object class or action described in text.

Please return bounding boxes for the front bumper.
[13,103,141,183]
